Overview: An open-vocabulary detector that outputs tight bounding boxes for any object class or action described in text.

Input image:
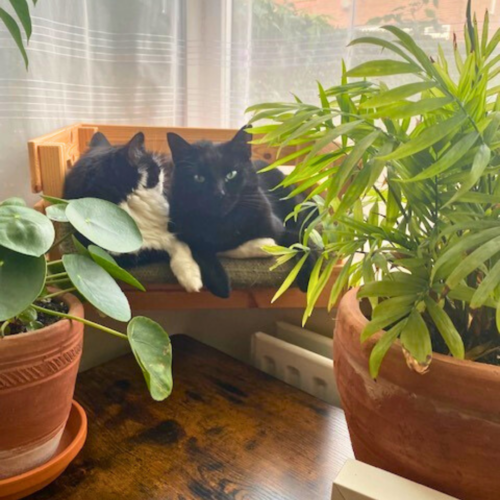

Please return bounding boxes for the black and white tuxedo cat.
[167,126,316,298]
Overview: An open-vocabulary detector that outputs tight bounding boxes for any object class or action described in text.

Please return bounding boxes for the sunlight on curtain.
[0,0,184,201]
[1,0,498,200]
[230,0,499,125]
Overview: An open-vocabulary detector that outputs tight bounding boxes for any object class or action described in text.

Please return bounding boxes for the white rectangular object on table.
[250,331,340,406]
[275,321,333,359]
[332,460,458,500]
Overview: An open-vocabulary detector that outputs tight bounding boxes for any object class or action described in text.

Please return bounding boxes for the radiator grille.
[251,323,341,407]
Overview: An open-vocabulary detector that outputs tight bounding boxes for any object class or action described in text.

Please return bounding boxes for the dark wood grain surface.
[29,335,353,500]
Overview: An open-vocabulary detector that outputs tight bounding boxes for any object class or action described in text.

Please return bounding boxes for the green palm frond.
[250,1,500,375]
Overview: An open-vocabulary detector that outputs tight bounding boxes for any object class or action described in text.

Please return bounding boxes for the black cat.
[167,125,316,298]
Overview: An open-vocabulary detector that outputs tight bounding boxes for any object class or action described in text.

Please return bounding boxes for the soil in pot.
[3,299,69,336]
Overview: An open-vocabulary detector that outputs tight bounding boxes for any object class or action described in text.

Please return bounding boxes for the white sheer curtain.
[1,0,497,201]
[0,0,185,201]
[229,0,498,122]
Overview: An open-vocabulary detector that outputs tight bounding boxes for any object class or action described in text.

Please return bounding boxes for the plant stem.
[32,305,128,341]
[372,185,386,203]
[47,259,62,267]
[49,230,74,252]
[0,321,9,339]
[46,272,68,280]
[43,288,77,299]
[387,179,419,245]
[45,278,71,285]
[434,175,439,224]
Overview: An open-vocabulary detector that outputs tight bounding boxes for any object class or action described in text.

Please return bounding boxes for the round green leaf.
[71,235,90,256]
[0,246,46,321]
[88,245,145,292]
[26,321,44,331]
[0,197,26,207]
[18,306,37,323]
[127,317,173,401]
[46,204,68,222]
[62,254,131,322]
[0,205,55,257]
[66,198,142,253]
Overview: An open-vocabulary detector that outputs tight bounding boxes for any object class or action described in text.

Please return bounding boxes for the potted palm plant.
[248,3,500,499]
[0,195,172,484]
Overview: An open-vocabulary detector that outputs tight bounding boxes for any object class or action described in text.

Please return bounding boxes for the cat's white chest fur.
[118,171,203,292]
[120,172,169,248]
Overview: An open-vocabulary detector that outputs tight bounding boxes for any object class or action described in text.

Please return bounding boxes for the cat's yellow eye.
[194,174,205,183]
[225,170,238,181]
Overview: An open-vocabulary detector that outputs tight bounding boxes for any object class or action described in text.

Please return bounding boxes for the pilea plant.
[249,3,500,376]
[0,195,172,401]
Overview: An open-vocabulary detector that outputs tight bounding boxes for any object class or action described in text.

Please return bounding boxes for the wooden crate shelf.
[28,123,339,310]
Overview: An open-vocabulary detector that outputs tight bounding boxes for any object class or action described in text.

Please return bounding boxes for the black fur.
[64,132,161,203]
[63,132,168,267]
[167,126,316,298]
[64,129,316,297]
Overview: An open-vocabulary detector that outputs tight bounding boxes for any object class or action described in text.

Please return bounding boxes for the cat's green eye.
[225,170,238,181]
[194,174,205,183]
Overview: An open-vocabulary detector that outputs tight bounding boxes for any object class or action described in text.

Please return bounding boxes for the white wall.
[80,307,335,371]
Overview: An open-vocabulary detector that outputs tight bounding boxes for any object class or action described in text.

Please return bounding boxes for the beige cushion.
[59,223,292,288]
[127,256,293,288]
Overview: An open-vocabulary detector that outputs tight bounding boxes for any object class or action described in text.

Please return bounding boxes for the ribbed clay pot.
[334,288,500,500]
[0,293,83,479]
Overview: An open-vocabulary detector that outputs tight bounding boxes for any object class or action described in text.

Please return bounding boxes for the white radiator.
[251,323,341,407]
[276,321,333,359]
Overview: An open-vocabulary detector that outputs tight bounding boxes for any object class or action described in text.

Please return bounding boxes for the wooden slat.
[28,141,43,192]
[28,123,81,193]
[38,143,68,198]
[77,126,99,154]
[124,286,257,310]
[29,123,304,195]
[82,123,298,165]
[121,273,344,310]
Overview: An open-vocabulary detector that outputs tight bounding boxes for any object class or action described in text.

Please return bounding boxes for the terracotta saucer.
[0,400,87,500]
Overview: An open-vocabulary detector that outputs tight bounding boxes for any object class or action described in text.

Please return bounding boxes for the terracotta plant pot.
[0,293,84,479]
[334,288,500,500]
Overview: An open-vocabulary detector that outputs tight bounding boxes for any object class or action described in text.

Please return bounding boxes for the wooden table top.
[30,335,353,500]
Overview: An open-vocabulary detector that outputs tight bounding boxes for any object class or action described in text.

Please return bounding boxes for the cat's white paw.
[221,238,276,259]
[170,254,203,292]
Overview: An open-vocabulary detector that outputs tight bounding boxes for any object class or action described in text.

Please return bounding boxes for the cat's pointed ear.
[125,132,145,162]
[228,124,252,160]
[167,133,193,163]
[89,132,111,148]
